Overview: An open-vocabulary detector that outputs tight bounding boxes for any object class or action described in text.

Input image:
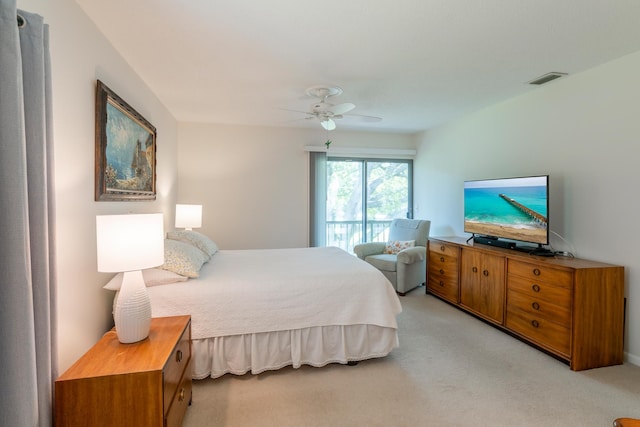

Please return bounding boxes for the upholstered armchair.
[354,219,431,295]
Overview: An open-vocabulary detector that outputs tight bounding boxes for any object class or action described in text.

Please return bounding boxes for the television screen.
[464,175,549,245]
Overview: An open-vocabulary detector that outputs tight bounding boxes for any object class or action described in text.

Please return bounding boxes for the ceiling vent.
[528,72,567,85]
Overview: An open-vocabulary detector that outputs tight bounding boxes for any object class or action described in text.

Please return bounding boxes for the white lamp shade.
[96,213,163,343]
[96,213,164,273]
[175,204,202,229]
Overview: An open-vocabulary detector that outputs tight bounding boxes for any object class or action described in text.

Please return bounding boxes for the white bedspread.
[147,247,402,340]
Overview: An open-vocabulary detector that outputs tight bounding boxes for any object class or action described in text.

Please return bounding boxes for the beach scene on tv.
[464,176,548,244]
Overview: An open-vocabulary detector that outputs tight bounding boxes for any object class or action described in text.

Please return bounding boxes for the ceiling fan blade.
[343,113,382,123]
[282,116,315,124]
[329,102,355,115]
[281,107,313,116]
[320,118,336,131]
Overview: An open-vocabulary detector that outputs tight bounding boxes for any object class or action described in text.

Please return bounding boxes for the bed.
[144,244,402,379]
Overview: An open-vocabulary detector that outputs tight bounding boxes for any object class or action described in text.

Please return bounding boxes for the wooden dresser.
[55,315,192,427]
[427,237,624,370]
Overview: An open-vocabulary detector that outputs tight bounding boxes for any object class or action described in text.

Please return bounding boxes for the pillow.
[103,268,188,291]
[166,230,218,257]
[384,240,416,254]
[161,239,210,278]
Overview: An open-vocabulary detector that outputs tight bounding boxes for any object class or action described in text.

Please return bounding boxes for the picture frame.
[95,80,157,201]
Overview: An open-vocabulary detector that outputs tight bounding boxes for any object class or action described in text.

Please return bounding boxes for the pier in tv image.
[464,175,549,245]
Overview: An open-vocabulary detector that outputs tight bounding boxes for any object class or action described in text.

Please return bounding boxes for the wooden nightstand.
[55,315,192,427]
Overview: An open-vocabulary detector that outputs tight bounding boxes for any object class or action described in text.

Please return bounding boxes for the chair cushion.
[384,240,415,254]
[365,254,397,272]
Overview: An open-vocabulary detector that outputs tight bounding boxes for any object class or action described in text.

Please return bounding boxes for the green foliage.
[325,159,410,249]
[327,160,409,221]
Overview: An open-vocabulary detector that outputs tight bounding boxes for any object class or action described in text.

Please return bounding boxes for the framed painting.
[95,80,157,201]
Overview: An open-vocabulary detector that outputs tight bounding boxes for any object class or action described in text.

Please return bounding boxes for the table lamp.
[96,213,164,343]
[175,204,202,230]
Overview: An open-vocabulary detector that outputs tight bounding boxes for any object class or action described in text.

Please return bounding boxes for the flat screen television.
[464,175,549,247]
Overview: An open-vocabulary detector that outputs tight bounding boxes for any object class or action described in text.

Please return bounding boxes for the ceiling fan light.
[320,118,336,131]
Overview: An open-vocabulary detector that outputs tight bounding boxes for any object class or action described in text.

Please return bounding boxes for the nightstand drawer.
[166,358,193,427]
[164,321,192,415]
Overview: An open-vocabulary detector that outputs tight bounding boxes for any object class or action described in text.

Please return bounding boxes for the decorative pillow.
[161,239,209,278]
[384,240,416,254]
[103,268,188,291]
[166,230,218,257]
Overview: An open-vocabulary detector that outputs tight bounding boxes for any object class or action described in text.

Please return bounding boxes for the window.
[311,154,412,253]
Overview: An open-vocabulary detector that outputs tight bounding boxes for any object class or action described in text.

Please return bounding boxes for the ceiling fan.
[286,85,382,130]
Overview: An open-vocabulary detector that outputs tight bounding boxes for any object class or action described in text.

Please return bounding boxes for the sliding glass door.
[325,158,412,252]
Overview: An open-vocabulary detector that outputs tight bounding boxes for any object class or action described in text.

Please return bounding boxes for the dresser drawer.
[428,272,459,302]
[163,320,192,417]
[428,252,458,278]
[507,274,571,307]
[428,251,459,302]
[508,260,572,288]
[507,288,570,327]
[506,308,570,357]
[429,241,459,258]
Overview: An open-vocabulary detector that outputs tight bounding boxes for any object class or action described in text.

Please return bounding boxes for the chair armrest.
[397,246,426,264]
[353,242,386,259]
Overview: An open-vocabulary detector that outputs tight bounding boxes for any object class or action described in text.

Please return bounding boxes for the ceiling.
[76,0,640,134]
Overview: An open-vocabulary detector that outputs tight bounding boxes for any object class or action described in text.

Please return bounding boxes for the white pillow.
[166,230,218,257]
[384,240,416,254]
[161,238,209,278]
[103,268,188,291]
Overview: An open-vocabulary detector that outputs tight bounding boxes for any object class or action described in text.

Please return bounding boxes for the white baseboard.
[625,351,640,367]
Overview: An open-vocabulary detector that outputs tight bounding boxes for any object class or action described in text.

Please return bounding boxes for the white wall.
[177,123,416,249]
[19,0,639,374]
[17,0,179,373]
[414,49,640,365]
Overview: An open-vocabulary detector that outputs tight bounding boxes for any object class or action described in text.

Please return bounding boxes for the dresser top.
[430,236,622,270]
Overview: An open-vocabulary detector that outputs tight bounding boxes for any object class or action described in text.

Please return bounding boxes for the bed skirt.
[191,324,399,379]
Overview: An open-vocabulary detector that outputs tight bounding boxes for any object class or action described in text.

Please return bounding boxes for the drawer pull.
[532,284,540,293]
[439,281,444,287]
[440,256,445,262]
[483,270,489,277]
[440,245,445,251]
[439,269,445,275]
[176,349,183,363]
[531,320,540,328]
[179,388,185,402]
[532,302,540,310]
[472,266,478,273]
[533,268,541,276]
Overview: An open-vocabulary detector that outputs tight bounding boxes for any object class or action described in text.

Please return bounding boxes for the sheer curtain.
[309,151,327,247]
[0,2,57,426]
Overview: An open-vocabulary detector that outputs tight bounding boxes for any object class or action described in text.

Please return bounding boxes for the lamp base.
[114,270,151,343]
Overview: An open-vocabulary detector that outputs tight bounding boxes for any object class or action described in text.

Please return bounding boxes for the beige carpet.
[182,287,640,426]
